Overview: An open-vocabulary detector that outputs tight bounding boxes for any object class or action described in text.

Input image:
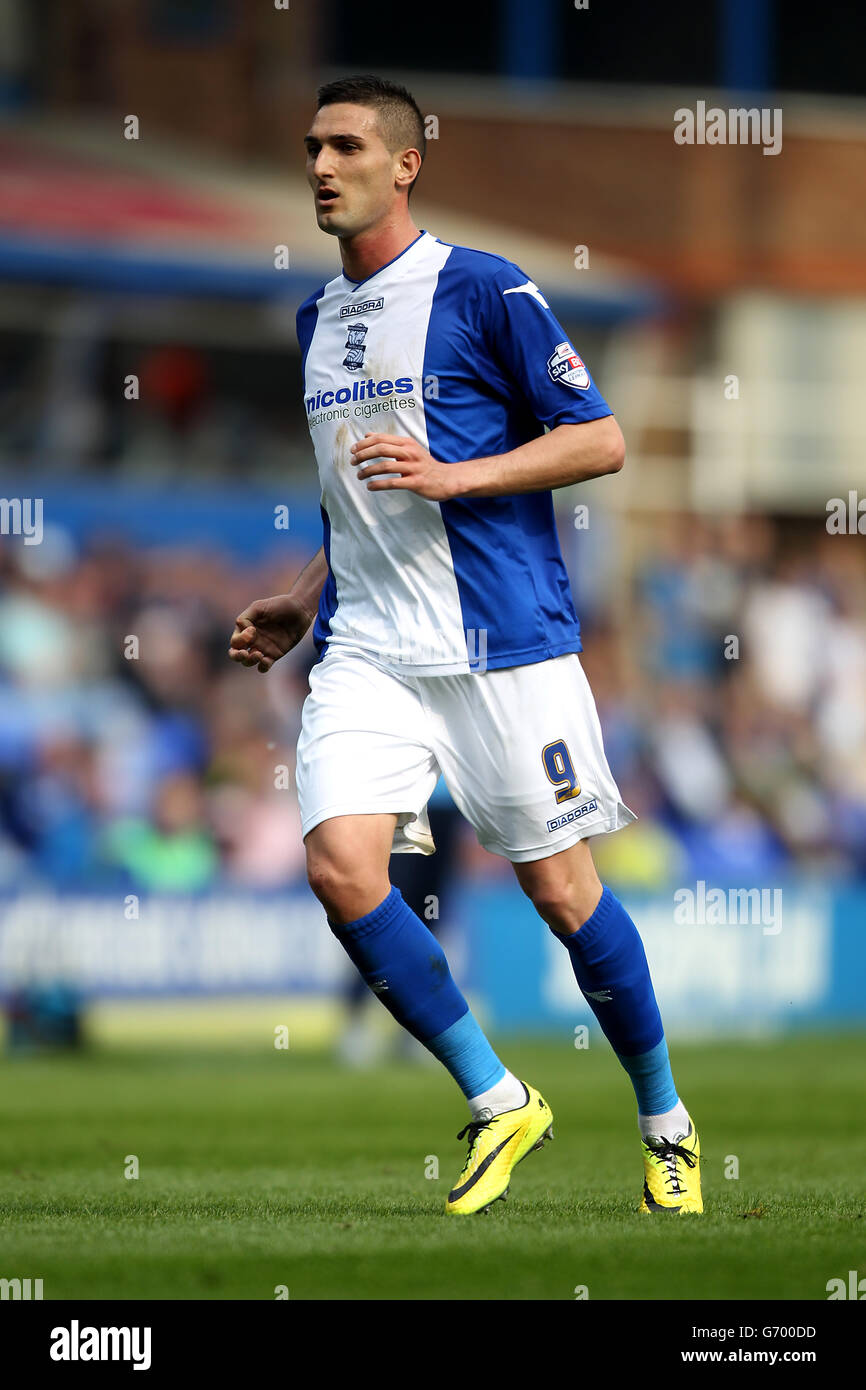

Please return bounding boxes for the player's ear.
[395,148,422,195]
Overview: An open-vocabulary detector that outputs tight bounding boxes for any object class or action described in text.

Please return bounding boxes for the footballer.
[230,75,702,1217]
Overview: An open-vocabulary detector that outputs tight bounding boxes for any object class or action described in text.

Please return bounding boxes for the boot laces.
[644,1133,696,1196]
[456,1109,495,1160]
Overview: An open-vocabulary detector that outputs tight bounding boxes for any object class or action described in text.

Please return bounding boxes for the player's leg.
[336,808,459,1067]
[513,837,678,1119]
[384,797,461,1061]
[305,811,395,923]
[422,652,701,1213]
[305,813,530,1151]
[307,809,480,1057]
[296,650,528,1201]
[337,829,433,1064]
[512,839,701,1212]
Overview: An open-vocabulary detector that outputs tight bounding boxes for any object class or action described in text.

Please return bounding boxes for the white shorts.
[295,646,635,863]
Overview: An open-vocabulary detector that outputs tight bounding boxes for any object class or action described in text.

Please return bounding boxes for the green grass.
[1,1032,864,1299]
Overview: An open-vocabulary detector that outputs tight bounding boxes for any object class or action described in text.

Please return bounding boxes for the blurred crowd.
[0,330,307,485]
[0,530,313,893]
[0,508,864,896]
[587,514,866,889]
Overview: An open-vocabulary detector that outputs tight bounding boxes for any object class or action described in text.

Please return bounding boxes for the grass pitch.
[1,1029,863,1300]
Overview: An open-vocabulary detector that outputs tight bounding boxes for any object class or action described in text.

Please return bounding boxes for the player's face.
[304,104,401,237]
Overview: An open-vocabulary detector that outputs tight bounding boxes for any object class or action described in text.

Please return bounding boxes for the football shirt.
[297,230,612,674]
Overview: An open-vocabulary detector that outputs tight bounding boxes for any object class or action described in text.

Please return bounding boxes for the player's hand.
[350,433,456,501]
[228,594,314,673]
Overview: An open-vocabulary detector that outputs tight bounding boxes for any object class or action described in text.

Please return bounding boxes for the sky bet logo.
[305,378,414,413]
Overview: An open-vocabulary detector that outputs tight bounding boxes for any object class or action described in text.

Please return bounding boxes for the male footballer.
[230,75,702,1216]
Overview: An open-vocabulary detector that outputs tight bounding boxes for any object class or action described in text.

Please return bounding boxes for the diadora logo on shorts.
[547,799,598,832]
[340,296,384,318]
[547,341,590,391]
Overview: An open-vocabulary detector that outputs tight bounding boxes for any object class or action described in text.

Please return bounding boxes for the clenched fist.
[228,593,315,673]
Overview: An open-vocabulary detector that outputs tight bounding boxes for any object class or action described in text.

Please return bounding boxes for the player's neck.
[339,216,422,284]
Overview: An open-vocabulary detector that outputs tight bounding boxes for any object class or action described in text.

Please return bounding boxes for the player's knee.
[523,881,576,933]
[305,851,381,922]
[306,853,347,911]
[520,875,602,936]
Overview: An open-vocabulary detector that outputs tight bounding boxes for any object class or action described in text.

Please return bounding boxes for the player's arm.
[351,417,623,500]
[353,263,626,501]
[452,416,624,496]
[228,546,327,673]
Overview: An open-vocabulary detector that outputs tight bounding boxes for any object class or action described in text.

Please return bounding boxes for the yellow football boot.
[639,1119,703,1214]
[445,1082,553,1216]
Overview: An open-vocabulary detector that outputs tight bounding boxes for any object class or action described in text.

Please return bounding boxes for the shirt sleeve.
[479,262,613,428]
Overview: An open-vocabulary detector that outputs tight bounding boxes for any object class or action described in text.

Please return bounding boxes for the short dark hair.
[316,75,426,198]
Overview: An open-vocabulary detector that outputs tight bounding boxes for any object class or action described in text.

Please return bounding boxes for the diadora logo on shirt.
[547,341,590,391]
[340,296,385,318]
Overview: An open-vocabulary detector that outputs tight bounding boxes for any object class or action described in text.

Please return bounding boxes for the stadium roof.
[0,117,668,325]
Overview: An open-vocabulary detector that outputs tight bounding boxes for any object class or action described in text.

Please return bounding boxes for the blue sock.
[552,886,679,1115]
[620,1038,679,1116]
[329,886,505,1099]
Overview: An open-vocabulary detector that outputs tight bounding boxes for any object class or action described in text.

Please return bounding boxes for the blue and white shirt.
[296,230,612,675]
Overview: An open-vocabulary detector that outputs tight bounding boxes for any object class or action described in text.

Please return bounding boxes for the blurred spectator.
[103,771,218,893]
[0,509,863,896]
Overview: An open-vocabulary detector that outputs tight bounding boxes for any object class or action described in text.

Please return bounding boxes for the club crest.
[343,322,369,372]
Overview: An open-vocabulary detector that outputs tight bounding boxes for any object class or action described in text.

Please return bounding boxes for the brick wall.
[40,3,866,296]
